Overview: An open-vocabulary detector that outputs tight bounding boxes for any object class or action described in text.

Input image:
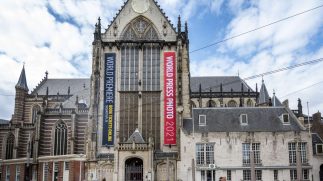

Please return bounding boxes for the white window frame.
[288,142,307,164]
[6,165,10,181]
[240,114,248,125]
[199,115,206,126]
[242,143,261,165]
[282,113,290,124]
[227,170,231,181]
[15,166,20,181]
[200,170,215,181]
[196,143,214,165]
[316,144,323,154]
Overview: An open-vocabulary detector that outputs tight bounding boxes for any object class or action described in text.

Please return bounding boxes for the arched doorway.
[125,158,143,181]
[320,164,323,181]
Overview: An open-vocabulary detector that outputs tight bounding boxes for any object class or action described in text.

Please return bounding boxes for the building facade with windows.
[180,107,313,181]
[0,0,316,181]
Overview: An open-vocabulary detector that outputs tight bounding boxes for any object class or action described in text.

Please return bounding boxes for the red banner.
[164,52,176,145]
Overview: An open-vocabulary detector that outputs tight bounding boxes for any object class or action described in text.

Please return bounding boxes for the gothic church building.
[0,0,313,181]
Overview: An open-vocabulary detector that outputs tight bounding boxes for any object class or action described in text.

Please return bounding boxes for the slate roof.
[0,119,9,124]
[126,128,145,143]
[16,66,28,91]
[183,107,304,133]
[32,79,90,96]
[190,76,253,92]
[258,79,270,104]
[272,93,283,107]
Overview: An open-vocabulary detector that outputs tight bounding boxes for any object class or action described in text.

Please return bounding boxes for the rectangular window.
[227,170,231,181]
[199,115,206,126]
[15,166,20,181]
[303,169,309,180]
[43,162,48,181]
[64,162,69,171]
[201,170,215,181]
[290,170,297,180]
[240,114,248,125]
[143,45,160,91]
[5,166,10,181]
[242,143,261,165]
[317,144,323,154]
[255,170,262,181]
[288,142,307,164]
[243,170,251,181]
[121,45,139,91]
[290,169,310,180]
[282,114,290,124]
[196,143,214,165]
[274,170,278,180]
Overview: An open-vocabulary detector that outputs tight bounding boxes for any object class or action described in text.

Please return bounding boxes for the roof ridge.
[105,0,176,33]
[31,75,48,95]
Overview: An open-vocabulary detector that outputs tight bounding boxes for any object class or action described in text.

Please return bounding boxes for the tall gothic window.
[119,16,161,148]
[6,133,14,159]
[31,105,40,124]
[54,122,67,155]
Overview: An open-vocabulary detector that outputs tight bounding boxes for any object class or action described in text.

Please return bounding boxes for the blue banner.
[103,53,116,146]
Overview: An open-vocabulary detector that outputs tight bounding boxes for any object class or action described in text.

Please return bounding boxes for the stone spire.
[177,15,181,33]
[258,78,269,105]
[16,65,29,91]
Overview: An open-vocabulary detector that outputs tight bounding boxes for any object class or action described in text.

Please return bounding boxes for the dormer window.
[282,114,290,124]
[199,115,206,126]
[240,114,248,125]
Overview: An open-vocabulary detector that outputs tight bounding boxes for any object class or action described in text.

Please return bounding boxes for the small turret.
[15,65,28,91]
[258,78,270,105]
[13,65,29,123]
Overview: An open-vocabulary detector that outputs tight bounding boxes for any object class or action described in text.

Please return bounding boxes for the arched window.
[54,122,67,155]
[122,16,159,40]
[227,100,237,107]
[31,105,40,124]
[207,100,216,107]
[246,99,253,107]
[6,133,14,159]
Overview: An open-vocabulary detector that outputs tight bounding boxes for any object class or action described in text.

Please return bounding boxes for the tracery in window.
[54,121,67,155]
[6,133,14,159]
[122,17,159,40]
[227,100,237,107]
[207,100,216,107]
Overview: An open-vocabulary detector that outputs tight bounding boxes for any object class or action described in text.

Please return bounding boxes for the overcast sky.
[0,0,322,119]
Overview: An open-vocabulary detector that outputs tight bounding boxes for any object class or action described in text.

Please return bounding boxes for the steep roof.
[190,76,254,92]
[106,0,176,33]
[16,66,28,91]
[183,107,304,133]
[32,78,90,96]
[272,92,283,107]
[126,128,145,143]
[258,79,270,104]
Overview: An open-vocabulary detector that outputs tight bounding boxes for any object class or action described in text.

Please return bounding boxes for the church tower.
[13,65,29,124]
[87,0,190,180]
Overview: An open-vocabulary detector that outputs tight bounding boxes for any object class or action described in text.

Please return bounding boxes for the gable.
[102,0,177,42]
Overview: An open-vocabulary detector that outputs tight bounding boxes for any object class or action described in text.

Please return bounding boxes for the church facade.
[0,0,315,181]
